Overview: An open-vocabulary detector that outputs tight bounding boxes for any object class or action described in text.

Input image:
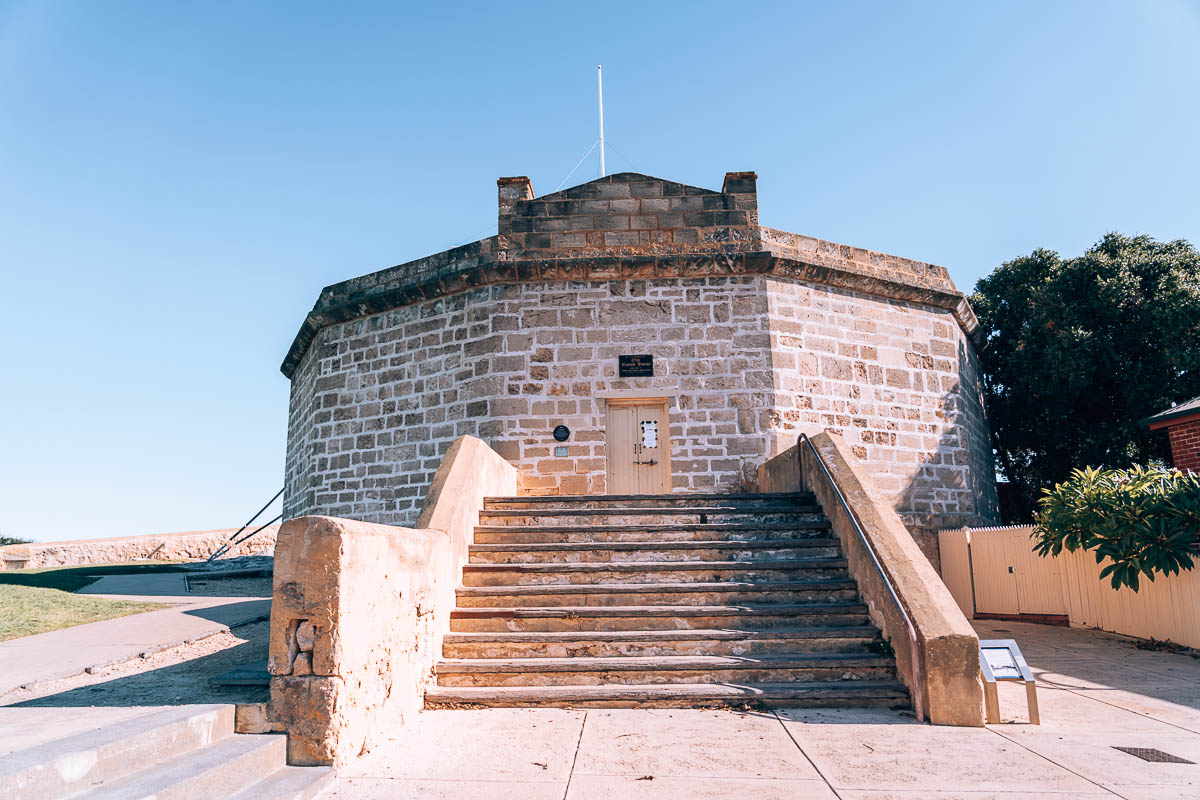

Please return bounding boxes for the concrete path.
[319,620,1200,799]
[0,573,269,694]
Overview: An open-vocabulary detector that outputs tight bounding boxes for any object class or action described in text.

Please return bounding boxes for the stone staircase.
[0,705,330,799]
[424,492,909,708]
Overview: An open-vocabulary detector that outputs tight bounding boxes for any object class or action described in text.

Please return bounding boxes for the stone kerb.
[761,432,985,726]
[268,436,516,766]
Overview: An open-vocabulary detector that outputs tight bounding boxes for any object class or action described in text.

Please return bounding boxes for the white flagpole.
[597,65,606,177]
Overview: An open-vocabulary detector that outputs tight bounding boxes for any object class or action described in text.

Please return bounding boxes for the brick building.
[1144,395,1200,473]
[280,171,1000,552]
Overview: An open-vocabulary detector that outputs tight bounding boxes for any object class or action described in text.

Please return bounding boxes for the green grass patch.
[0,584,166,641]
[0,561,188,593]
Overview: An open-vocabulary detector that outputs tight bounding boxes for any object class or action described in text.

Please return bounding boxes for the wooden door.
[605,399,671,494]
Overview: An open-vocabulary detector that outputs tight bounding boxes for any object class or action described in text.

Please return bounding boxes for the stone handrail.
[759,431,984,726]
[268,436,517,766]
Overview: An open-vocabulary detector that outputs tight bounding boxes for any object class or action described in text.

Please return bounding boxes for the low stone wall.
[267,516,452,766]
[0,527,279,570]
[268,435,517,766]
[760,432,984,726]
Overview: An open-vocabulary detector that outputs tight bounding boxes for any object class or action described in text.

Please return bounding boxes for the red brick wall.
[1168,418,1200,473]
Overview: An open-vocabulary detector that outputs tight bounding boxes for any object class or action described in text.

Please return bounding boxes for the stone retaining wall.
[0,527,278,570]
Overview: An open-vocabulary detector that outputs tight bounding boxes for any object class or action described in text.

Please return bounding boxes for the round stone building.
[281,171,1000,553]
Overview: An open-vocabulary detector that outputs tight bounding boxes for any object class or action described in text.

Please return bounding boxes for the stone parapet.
[268,436,515,766]
[760,432,985,726]
[280,172,975,379]
[268,516,452,766]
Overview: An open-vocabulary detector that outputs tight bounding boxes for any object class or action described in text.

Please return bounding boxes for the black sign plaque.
[552,425,571,442]
[618,354,654,377]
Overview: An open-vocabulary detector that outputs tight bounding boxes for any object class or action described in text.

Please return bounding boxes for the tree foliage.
[1033,466,1200,591]
[972,234,1200,519]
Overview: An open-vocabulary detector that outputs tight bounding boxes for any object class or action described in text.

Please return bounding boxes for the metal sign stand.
[979,639,1040,724]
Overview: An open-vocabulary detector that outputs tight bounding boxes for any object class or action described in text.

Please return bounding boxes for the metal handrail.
[797,433,925,722]
[206,488,284,562]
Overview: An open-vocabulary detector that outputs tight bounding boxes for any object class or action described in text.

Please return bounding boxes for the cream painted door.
[605,400,671,494]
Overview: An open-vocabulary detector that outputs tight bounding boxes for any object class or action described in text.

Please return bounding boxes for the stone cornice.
[281,233,980,378]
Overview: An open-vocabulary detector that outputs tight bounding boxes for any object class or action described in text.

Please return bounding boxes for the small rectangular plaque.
[618,354,653,377]
[982,647,1021,679]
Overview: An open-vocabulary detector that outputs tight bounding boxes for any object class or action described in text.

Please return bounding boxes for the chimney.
[497,176,534,232]
[721,171,758,223]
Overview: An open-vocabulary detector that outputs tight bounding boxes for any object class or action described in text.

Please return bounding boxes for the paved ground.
[0,572,268,695]
[319,620,1200,799]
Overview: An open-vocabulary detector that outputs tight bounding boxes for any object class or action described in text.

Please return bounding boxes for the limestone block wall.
[764,277,999,536]
[284,273,999,536]
[284,276,776,527]
[0,527,278,570]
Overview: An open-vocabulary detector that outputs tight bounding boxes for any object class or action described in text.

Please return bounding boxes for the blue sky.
[2,1,1198,542]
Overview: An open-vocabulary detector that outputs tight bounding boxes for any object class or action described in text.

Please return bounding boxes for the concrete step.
[472,522,832,545]
[433,653,897,687]
[79,733,287,800]
[454,579,860,607]
[226,765,335,800]
[479,507,824,527]
[460,559,850,586]
[467,538,842,564]
[483,492,815,510]
[449,603,871,633]
[425,680,909,709]
[441,627,885,658]
[0,705,234,800]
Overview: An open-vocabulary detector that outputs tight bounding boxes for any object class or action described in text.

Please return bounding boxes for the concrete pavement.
[319,620,1200,799]
[0,572,269,695]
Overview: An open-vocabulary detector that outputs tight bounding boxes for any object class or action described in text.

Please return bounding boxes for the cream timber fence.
[938,525,1200,650]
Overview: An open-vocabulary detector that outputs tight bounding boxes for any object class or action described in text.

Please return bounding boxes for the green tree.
[972,233,1200,520]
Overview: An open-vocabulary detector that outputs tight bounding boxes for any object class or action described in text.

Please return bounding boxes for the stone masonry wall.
[282,171,999,544]
[0,527,279,570]
[284,277,775,526]
[764,276,1000,536]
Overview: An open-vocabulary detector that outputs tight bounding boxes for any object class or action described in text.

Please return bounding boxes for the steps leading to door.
[424,492,908,709]
[0,705,330,800]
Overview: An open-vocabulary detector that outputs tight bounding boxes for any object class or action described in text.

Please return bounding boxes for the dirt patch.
[186,576,273,597]
[0,621,270,707]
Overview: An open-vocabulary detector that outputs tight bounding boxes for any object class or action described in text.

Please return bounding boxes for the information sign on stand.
[979,639,1039,724]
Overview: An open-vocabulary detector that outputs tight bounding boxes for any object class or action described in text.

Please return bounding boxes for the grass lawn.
[0,562,182,641]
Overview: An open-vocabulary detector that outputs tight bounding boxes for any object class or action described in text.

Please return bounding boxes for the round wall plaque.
[552,425,571,442]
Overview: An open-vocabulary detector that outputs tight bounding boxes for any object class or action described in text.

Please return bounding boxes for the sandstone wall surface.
[282,171,998,536]
[0,527,278,570]
[284,276,775,526]
[284,272,998,536]
[268,516,452,766]
[269,437,514,766]
[765,277,999,538]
